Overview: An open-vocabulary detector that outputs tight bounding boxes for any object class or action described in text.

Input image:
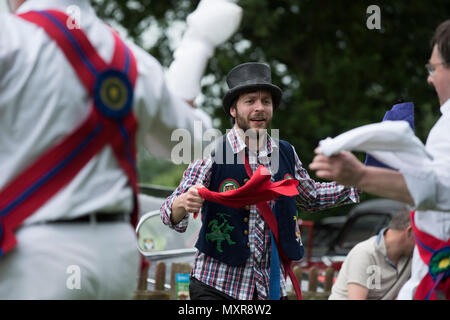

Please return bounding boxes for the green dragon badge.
[206,213,236,253]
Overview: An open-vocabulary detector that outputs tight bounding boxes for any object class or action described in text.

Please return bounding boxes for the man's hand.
[309,149,365,187]
[179,184,205,213]
[171,184,205,224]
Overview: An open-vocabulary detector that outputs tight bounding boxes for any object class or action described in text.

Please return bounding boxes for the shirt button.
[245,205,250,210]
[247,242,250,248]
[243,217,249,223]
[244,230,249,236]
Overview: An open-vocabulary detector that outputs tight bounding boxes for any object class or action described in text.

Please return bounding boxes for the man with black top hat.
[160,62,360,300]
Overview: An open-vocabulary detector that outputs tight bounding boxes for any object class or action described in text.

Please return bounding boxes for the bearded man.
[160,62,360,300]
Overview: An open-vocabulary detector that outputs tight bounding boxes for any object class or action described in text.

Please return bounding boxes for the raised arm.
[309,150,414,206]
[133,0,242,160]
[293,147,360,211]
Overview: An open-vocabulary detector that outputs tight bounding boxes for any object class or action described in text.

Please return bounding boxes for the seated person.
[329,206,414,300]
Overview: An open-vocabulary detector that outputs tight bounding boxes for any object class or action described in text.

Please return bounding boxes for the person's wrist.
[171,194,187,223]
[177,193,188,211]
[355,165,368,190]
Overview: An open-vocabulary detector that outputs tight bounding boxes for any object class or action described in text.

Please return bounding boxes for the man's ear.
[230,105,236,119]
[406,225,414,237]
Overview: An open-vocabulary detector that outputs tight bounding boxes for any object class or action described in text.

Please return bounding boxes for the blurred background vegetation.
[92,0,450,220]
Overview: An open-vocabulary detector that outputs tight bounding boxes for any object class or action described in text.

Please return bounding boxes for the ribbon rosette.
[429,247,450,280]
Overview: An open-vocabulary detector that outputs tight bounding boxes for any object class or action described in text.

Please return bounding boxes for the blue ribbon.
[364,102,415,169]
[269,232,281,300]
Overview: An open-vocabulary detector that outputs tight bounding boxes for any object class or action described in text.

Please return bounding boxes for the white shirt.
[400,99,450,212]
[400,98,450,240]
[0,0,211,224]
[397,99,450,299]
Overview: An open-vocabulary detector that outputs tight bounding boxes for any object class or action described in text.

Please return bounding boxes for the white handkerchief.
[317,121,433,171]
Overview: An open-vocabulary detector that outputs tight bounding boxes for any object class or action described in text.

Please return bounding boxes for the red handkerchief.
[195,166,299,217]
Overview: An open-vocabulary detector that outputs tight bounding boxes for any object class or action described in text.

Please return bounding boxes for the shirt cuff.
[161,196,190,232]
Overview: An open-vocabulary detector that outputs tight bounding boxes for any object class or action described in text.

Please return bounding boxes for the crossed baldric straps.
[198,163,303,300]
[0,10,139,256]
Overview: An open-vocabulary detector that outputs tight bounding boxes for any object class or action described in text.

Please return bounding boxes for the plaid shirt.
[160,126,359,300]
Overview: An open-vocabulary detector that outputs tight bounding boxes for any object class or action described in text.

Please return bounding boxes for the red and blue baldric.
[410,211,450,300]
[0,10,139,257]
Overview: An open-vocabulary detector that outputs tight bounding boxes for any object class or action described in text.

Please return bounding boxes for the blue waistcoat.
[195,136,304,266]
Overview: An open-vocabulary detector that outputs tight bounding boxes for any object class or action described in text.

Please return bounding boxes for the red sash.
[198,162,303,300]
[410,211,450,300]
[0,10,139,256]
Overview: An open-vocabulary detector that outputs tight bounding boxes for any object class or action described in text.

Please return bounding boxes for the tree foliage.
[92,0,450,216]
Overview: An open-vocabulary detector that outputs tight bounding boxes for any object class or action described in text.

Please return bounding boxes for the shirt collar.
[440,98,450,115]
[376,227,387,246]
[226,125,278,157]
[376,228,398,270]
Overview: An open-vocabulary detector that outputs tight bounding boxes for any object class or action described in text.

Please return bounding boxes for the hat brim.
[222,83,282,116]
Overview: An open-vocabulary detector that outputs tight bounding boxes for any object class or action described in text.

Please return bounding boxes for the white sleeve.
[400,115,450,211]
[402,165,450,212]
[400,166,438,210]
[128,0,242,160]
[130,44,212,161]
[165,0,242,100]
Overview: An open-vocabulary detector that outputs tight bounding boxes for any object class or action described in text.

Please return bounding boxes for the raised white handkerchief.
[166,0,243,101]
[317,120,433,171]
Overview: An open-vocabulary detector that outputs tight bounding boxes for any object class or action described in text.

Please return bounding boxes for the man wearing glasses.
[310,21,450,299]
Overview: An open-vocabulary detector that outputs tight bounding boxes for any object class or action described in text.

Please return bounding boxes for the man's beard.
[235,110,271,133]
[235,110,271,150]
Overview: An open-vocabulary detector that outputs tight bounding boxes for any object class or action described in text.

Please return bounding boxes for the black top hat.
[222,62,282,116]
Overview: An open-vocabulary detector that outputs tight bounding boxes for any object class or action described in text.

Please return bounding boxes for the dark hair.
[431,20,450,64]
[229,98,238,125]
[388,207,411,230]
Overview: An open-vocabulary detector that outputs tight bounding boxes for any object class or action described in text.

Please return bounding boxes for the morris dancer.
[310,20,450,300]
[0,0,241,299]
[160,62,360,300]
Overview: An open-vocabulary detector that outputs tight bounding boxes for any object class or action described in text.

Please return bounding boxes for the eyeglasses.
[425,62,446,77]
